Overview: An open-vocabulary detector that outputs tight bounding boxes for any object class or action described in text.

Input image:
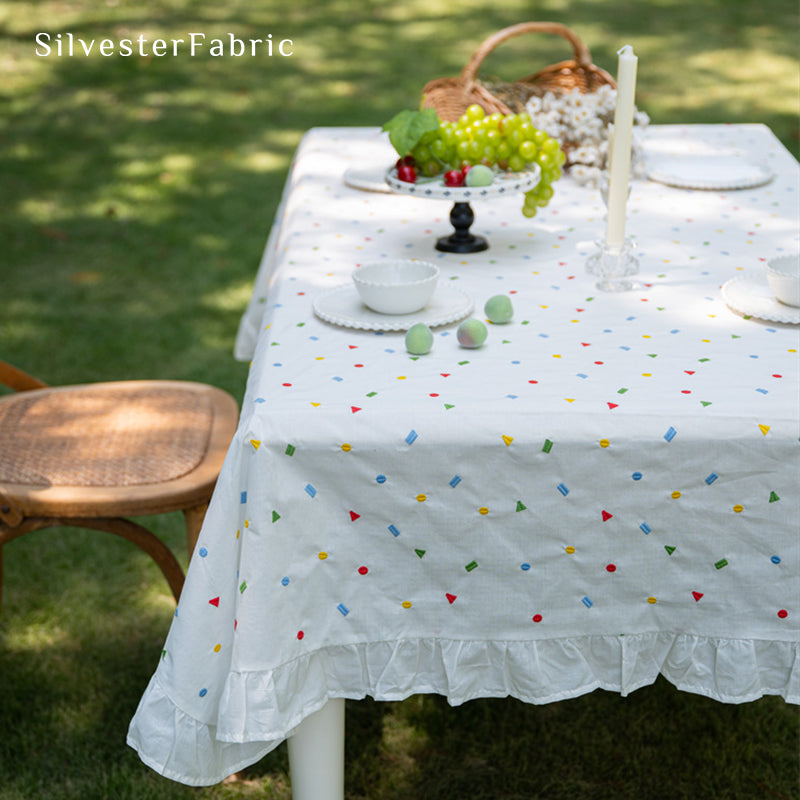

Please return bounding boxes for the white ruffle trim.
[128,632,800,786]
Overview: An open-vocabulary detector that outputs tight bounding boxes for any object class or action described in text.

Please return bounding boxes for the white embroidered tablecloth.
[129,125,800,786]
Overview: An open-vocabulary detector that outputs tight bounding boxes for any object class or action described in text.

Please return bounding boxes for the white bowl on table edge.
[766,254,800,307]
[352,260,439,315]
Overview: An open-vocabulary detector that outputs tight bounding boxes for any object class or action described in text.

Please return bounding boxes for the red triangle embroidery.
[349,510,360,521]
[209,597,220,607]
[607,402,619,410]
[692,591,704,602]
[350,406,361,413]
[602,510,613,521]
[446,593,457,604]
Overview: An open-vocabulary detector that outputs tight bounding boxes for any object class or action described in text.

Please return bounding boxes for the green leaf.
[382,108,440,156]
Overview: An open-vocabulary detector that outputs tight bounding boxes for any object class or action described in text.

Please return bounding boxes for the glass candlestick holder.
[586,237,640,291]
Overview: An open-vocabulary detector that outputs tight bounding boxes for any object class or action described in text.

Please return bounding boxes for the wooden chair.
[0,360,239,611]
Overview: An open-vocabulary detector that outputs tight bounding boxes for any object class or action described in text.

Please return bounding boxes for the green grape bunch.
[383,104,566,219]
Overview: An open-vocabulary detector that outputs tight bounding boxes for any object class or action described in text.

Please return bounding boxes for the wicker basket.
[421,22,616,122]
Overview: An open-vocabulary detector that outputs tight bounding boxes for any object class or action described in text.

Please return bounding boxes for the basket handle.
[460,22,595,86]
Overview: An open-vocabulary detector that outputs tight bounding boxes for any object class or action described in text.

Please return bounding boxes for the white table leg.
[287,698,345,800]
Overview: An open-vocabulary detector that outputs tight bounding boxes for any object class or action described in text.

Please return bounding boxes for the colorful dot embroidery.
[218,127,798,722]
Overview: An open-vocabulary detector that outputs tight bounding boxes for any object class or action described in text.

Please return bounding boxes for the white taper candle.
[605,45,638,248]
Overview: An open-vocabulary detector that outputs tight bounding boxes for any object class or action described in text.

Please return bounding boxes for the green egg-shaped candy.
[405,322,434,355]
[484,294,514,323]
[465,164,494,187]
[457,318,488,348]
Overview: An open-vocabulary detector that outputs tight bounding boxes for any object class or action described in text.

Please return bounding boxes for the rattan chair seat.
[0,363,239,608]
[0,382,213,487]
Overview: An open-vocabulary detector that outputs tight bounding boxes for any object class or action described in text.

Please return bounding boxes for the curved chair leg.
[0,517,186,603]
[183,503,209,561]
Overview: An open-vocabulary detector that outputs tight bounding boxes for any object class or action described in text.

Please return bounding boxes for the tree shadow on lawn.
[340,684,799,800]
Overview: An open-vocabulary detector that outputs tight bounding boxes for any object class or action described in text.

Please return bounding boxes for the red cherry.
[397,164,417,183]
[395,155,416,169]
[460,164,473,176]
[444,169,465,187]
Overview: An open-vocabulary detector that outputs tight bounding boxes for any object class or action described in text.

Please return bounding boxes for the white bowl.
[352,260,439,315]
[766,254,800,307]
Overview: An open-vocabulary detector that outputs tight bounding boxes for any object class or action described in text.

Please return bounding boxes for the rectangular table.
[128,124,799,793]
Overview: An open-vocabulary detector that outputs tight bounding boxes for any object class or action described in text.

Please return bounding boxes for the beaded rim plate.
[721,273,799,324]
[385,166,540,200]
[313,283,473,331]
[646,155,774,190]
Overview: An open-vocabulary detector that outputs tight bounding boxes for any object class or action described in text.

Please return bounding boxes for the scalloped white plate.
[313,283,473,331]
[343,166,394,193]
[646,155,773,190]
[385,166,540,200]
[721,273,799,324]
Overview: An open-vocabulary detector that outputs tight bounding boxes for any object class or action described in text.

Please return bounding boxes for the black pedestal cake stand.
[384,167,540,254]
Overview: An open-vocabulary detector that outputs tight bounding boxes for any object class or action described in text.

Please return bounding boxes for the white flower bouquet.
[525,85,649,187]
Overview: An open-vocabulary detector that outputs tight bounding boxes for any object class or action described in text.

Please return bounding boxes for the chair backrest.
[0,361,49,393]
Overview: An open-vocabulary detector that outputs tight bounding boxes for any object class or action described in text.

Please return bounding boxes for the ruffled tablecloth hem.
[128,631,799,786]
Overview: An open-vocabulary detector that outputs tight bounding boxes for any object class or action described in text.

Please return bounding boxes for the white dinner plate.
[721,272,800,324]
[385,166,540,200]
[313,283,473,331]
[646,155,774,190]
[343,165,394,193]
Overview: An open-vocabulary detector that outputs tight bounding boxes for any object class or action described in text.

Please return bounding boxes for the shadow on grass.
[337,685,799,800]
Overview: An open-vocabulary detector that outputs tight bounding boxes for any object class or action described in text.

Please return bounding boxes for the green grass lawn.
[1,0,798,797]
